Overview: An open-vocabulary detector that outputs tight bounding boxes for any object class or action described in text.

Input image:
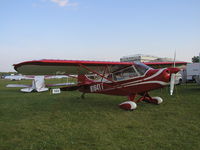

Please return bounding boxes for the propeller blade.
[173,51,176,67]
[170,50,177,95]
[170,73,175,95]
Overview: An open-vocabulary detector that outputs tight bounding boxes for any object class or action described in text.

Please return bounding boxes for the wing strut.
[79,64,116,83]
[78,64,130,94]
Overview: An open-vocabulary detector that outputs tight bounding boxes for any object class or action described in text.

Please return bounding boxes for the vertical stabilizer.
[33,76,49,92]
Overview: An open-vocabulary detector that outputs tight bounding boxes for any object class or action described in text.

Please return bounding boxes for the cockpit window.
[134,62,151,75]
[113,66,139,81]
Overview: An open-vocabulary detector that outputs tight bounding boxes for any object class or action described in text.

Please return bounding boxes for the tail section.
[78,75,92,85]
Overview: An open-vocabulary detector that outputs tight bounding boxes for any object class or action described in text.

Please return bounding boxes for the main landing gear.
[119,92,163,111]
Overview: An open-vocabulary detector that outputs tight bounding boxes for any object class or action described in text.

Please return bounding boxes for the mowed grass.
[0,79,200,150]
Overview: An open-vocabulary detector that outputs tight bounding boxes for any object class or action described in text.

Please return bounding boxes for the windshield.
[134,62,151,75]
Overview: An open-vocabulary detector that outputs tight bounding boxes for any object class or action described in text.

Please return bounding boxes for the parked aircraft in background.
[4,74,70,81]
[13,59,186,110]
[4,74,30,81]
[6,75,74,92]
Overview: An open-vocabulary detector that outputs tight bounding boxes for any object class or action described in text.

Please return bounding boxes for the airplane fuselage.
[79,68,171,96]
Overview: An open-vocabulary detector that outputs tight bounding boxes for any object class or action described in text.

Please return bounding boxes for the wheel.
[178,79,182,85]
[119,101,137,110]
[152,97,163,104]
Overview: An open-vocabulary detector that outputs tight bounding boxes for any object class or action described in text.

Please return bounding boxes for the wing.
[144,61,187,69]
[14,59,133,75]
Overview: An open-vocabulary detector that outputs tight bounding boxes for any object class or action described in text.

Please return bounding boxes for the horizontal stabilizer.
[47,82,75,87]
[6,84,31,88]
[37,88,49,92]
[21,88,34,92]
[20,87,49,92]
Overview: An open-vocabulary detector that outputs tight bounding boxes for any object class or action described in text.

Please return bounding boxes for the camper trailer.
[186,63,200,81]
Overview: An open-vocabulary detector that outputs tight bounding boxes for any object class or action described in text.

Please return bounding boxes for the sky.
[0,0,200,72]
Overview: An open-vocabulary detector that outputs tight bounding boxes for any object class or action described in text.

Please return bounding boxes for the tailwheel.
[81,93,85,99]
[119,101,137,110]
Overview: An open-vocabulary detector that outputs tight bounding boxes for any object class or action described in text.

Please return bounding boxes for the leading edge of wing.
[144,61,188,65]
[144,61,188,69]
[14,59,133,75]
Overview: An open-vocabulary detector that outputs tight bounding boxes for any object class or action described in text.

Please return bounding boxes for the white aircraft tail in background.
[21,76,48,92]
[6,76,74,93]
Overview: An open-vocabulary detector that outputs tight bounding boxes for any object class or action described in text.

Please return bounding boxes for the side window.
[122,67,138,78]
[113,71,124,81]
[113,66,139,81]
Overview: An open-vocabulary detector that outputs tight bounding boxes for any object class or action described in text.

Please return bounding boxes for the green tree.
[192,56,200,63]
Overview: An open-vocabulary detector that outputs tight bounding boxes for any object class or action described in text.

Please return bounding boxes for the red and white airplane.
[14,59,187,110]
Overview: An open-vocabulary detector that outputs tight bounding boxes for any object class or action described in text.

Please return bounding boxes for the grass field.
[0,79,200,150]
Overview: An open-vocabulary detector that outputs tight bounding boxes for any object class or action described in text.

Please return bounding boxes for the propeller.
[170,51,176,95]
[170,73,175,95]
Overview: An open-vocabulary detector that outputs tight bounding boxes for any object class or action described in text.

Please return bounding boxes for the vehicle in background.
[186,63,200,81]
[181,63,200,84]
[194,75,200,85]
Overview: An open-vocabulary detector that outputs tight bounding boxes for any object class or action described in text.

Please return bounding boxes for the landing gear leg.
[139,92,163,104]
[119,92,163,111]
